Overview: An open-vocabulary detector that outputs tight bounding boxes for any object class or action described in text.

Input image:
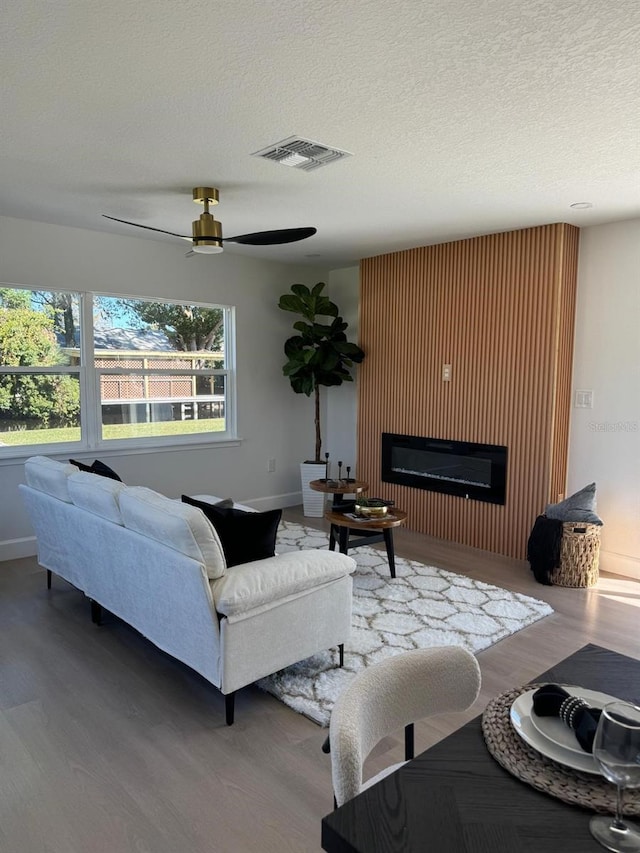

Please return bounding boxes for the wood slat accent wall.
[357,223,579,559]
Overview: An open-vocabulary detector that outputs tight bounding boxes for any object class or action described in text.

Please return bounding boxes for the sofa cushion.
[545,482,603,525]
[67,471,126,525]
[24,456,76,502]
[69,458,122,481]
[120,486,226,579]
[182,495,281,567]
[211,549,356,620]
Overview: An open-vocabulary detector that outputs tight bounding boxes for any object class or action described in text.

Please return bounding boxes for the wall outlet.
[442,364,452,382]
[268,458,276,473]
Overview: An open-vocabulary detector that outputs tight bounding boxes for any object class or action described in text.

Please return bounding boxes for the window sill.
[0,435,243,466]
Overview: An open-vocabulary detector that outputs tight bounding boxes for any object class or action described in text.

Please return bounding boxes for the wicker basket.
[552,522,601,587]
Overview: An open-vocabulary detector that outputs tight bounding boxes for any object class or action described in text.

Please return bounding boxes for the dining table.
[321,644,640,852]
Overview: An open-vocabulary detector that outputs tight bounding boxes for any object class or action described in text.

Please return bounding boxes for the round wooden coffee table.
[324,508,408,579]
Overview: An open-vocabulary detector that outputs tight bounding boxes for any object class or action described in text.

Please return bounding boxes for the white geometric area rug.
[257,520,553,726]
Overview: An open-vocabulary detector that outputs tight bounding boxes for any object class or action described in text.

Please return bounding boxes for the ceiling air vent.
[251,136,352,172]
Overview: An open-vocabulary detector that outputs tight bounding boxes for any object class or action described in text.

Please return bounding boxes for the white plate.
[524,685,619,755]
[510,692,601,775]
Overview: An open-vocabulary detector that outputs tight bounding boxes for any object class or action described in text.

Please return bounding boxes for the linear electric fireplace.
[381,433,508,505]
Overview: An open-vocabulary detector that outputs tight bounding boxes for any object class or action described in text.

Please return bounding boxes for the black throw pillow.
[182,495,281,568]
[69,459,122,482]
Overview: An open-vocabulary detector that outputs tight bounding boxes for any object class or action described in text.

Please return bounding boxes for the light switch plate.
[575,390,594,409]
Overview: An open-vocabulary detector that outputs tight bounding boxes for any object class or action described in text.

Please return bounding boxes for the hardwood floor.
[1,507,639,853]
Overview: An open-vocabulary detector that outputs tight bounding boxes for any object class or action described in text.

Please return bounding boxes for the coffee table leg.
[329,525,336,551]
[339,526,349,555]
[383,528,396,579]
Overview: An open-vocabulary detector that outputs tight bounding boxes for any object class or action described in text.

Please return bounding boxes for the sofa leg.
[225,692,236,726]
[46,570,52,590]
[90,600,103,626]
[338,643,344,667]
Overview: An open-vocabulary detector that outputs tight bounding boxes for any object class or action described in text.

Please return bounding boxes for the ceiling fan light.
[192,212,223,254]
[192,242,224,254]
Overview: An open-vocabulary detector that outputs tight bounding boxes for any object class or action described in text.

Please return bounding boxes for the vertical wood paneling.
[357,224,579,559]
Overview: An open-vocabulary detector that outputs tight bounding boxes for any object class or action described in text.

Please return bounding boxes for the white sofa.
[19,456,355,724]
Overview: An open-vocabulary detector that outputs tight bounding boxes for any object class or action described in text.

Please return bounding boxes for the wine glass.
[591,701,640,852]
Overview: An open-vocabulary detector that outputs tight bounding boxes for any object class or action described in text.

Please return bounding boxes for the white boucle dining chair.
[326,646,481,808]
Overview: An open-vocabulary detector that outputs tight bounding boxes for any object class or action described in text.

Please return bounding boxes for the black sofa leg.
[90,599,103,626]
[225,692,236,726]
[47,570,52,589]
[338,643,344,667]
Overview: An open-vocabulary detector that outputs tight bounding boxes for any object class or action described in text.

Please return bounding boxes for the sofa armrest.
[211,550,355,620]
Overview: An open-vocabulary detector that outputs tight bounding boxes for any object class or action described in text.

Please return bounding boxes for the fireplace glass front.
[381,433,507,505]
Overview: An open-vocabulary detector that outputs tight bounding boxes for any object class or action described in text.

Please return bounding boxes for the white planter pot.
[300,461,328,517]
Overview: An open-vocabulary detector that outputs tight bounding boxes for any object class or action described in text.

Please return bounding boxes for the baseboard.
[0,536,37,562]
[242,492,303,512]
[600,549,640,581]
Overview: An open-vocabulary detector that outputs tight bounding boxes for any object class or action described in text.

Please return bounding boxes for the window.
[0,287,235,455]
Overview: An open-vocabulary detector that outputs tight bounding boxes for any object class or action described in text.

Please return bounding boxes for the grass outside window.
[0,419,225,446]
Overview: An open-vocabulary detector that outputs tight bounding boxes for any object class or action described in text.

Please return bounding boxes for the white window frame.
[0,286,238,461]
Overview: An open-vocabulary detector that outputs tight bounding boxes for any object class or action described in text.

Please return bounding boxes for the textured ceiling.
[1,0,639,265]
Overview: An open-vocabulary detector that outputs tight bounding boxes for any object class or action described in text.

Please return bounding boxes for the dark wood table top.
[321,644,640,853]
[324,508,408,531]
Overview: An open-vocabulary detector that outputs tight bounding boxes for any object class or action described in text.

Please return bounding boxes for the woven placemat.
[482,684,640,815]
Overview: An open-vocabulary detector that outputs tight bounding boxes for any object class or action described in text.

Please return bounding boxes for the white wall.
[0,215,328,560]
[568,218,640,579]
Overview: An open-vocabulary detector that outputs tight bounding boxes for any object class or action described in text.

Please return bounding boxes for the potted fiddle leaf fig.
[278,282,365,516]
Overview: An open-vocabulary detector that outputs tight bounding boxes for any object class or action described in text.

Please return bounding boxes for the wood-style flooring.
[1,506,639,853]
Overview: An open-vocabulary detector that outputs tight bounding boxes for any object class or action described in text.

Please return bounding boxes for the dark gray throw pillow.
[545,482,603,525]
[181,495,282,567]
[69,458,122,482]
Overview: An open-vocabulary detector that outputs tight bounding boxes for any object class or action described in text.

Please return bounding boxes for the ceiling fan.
[102,187,316,255]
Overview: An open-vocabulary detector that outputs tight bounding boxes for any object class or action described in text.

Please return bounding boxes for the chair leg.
[46,570,52,589]
[338,643,344,667]
[90,599,103,625]
[404,722,415,761]
[320,736,336,809]
[225,692,236,726]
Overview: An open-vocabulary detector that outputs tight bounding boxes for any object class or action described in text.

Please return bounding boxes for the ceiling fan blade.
[224,227,317,246]
[101,214,191,240]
